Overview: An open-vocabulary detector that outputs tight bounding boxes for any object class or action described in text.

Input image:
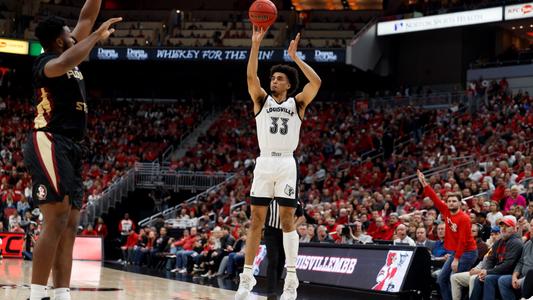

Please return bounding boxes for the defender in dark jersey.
[23,2,121,300]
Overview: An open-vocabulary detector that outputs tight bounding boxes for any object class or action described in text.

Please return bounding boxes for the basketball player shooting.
[235,26,321,300]
[23,1,121,299]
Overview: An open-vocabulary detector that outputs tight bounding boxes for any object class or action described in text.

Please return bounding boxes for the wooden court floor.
[0,259,266,300]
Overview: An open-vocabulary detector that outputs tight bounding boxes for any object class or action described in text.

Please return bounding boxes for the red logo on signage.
[522,4,533,14]
[0,233,24,258]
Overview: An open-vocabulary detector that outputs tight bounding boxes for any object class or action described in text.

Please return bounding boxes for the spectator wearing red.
[95,217,108,238]
[81,224,98,236]
[121,229,140,264]
[369,217,392,240]
[418,170,478,300]
[171,227,199,273]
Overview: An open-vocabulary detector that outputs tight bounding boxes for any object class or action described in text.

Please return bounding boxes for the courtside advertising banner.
[0,232,24,258]
[0,234,102,260]
[377,7,503,36]
[255,244,415,292]
[505,2,533,20]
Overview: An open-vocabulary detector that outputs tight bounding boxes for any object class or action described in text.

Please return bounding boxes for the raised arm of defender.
[44,17,122,78]
[247,25,268,115]
[71,0,102,42]
[289,33,322,114]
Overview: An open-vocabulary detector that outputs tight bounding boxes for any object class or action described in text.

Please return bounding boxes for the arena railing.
[138,172,238,228]
[80,162,234,226]
[360,91,471,110]
[387,159,478,186]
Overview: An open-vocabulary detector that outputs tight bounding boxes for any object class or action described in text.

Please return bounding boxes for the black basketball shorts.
[23,131,83,209]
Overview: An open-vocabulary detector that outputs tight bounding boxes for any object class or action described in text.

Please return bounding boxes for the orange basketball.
[249,0,277,29]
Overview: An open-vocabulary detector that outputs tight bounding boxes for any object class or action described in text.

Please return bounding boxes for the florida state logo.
[36,185,47,201]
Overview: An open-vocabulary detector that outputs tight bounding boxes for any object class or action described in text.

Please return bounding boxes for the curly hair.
[270,64,299,96]
[35,16,67,50]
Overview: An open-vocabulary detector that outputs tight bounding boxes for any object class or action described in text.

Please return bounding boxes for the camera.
[341,226,350,236]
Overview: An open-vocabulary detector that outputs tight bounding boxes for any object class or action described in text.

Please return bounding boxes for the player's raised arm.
[71,0,102,42]
[44,17,122,78]
[290,33,321,112]
[247,25,268,114]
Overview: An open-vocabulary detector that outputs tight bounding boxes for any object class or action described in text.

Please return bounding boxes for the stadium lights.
[520,25,524,29]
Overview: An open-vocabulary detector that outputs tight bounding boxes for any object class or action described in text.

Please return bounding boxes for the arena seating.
[0,96,202,211]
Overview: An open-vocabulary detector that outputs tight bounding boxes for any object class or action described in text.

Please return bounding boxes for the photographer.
[338,221,372,245]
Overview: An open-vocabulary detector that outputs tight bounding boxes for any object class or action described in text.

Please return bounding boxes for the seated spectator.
[471,223,489,264]
[120,229,139,265]
[525,201,533,223]
[470,216,524,300]
[497,218,533,299]
[351,221,373,244]
[149,227,170,267]
[432,223,451,260]
[222,229,246,279]
[8,210,21,231]
[316,225,334,243]
[487,201,503,227]
[81,224,97,236]
[301,224,318,243]
[297,224,307,241]
[16,197,30,216]
[171,227,198,273]
[133,229,155,266]
[476,212,491,241]
[451,248,492,300]
[95,217,108,238]
[369,217,392,241]
[415,226,435,251]
[393,224,416,246]
[487,226,501,248]
[504,186,527,213]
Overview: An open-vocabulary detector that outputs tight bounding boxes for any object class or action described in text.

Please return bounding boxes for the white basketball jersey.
[255,96,302,153]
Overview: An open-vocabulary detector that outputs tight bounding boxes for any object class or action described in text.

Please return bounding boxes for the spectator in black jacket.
[470,216,524,300]
[149,227,170,267]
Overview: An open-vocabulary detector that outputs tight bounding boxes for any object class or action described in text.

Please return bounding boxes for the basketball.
[249,0,277,29]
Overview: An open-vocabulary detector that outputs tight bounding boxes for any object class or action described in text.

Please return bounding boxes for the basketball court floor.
[0,259,266,300]
[0,259,375,300]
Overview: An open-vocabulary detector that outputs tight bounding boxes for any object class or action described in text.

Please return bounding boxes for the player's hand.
[95,17,122,41]
[417,170,428,187]
[288,33,301,61]
[251,25,268,46]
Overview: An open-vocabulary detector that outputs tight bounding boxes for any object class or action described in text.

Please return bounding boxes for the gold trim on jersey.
[35,131,60,194]
[34,88,52,129]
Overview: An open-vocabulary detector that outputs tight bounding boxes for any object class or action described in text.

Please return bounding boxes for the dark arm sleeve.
[295,202,304,217]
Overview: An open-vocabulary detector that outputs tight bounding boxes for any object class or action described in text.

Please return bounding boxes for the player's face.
[270,72,290,96]
[59,26,75,52]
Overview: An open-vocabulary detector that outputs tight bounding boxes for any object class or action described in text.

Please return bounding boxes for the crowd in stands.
[118,79,533,300]
[0,95,201,259]
[2,0,359,49]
